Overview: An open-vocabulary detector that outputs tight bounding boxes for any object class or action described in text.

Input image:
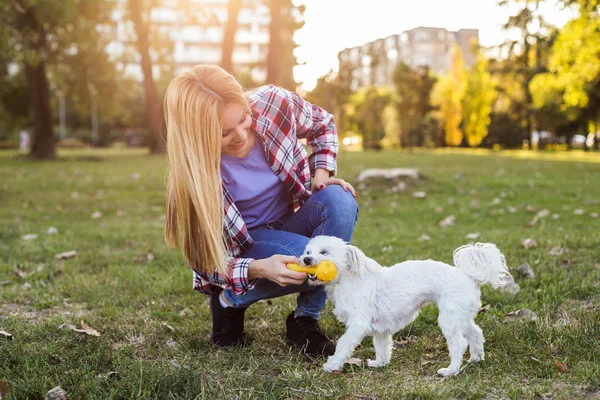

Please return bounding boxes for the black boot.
[285,312,336,356]
[209,287,252,347]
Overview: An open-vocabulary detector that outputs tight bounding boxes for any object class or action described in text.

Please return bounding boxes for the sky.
[292,0,577,91]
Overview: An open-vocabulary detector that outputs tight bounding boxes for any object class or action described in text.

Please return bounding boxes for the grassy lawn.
[1,147,599,399]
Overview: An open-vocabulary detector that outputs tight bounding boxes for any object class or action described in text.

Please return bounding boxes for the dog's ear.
[345,245,369,276]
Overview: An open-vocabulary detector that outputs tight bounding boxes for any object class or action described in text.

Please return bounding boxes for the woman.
[164,64,358,356]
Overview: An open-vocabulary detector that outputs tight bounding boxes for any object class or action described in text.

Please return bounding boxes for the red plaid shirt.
[192,84,339,296]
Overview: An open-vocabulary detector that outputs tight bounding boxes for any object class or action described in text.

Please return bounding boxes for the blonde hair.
[164,64,250,275]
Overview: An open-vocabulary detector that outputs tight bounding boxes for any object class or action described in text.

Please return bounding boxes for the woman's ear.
[345,245,369,276]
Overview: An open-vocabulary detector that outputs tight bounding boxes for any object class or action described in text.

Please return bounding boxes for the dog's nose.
[303,256,313,266]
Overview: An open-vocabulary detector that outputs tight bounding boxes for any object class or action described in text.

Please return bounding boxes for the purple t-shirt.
[220,140,290,229]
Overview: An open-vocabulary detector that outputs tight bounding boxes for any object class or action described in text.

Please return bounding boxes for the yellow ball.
[315,260,337,282]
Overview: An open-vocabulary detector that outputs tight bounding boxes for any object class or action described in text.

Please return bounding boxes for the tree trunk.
[129,0,165,154]
[221,0,242,73]
[15,2,55,160]
[266,0,282,85]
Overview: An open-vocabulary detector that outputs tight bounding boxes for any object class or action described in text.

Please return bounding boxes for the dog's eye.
[319,250,329,255]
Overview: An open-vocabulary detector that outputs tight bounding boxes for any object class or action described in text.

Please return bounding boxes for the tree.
[431,45,467,146]
[128,0,166,154]
[497,0,556,148]
[344,87,391,150]
[0,0,112,159]
[392,63,437,147]
[221,0,242,73]
[266,0,282,85]
[462,53,497,147]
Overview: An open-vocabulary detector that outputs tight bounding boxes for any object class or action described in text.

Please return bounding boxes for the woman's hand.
[312,168,357,199]
[248,255,307,286]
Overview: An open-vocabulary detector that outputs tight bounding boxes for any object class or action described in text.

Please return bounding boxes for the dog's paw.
[323,360,343,373]
[367,359,387,368]
[468,354,484,363]
[437,367,459,377]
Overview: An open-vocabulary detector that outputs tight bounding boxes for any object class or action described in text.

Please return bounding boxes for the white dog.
[300,236,512,376]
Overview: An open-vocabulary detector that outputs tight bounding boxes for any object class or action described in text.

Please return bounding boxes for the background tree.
[462,53,497,147]
[221,0,242,73]
[344,86,391,150]
[431,45,467,146]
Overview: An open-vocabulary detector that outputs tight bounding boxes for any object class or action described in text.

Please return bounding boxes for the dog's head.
[300,235,376,285]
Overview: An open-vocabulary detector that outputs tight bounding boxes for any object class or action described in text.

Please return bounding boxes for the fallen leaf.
[501,277,521,295]
[146,250,155,262]
[0,331,13,340]
[131,172,141,180]
[527,216,539,227]
[13,266,30,278]
[552,214,560,220]
[590,212,599,218]
[548,247,567,256]
[506,308,538,321]
[97,371,118,380]
[507,206,516,213]
[478,304,491,314]
[21,233,38,241]
[116,209,125,217]
[73,320,101,337]
[0,281,10,286]
[536,209,550,218]
[517,263,535,279]
[412,191,426,199]
[420,359,434,366]
[165,338,178,347]
[418,234,430,242]
[470,199,480,208]
[531,357,541,363]
[162,322,175,332]
[526,205,537,212]
[55,250,77,260]
[465,232,480,240]
[394,335,416,347]
[491,197,501,205]
[91,211,102,219]
[435,207,444,213]
[447,198,455,206]
[71,191,79,199]
[345,357,362,366]
[573,209,585,215]
[522,238,538,249]
[179,308,192,318]
[554,360,568,372]
[0,382,9,399]
[439,215,456,228]
[45,386,67,400]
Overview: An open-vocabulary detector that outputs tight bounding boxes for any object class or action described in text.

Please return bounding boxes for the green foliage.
[344,86,391,150]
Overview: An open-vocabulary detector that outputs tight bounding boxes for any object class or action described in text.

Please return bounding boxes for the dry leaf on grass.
[0,381,9,399]
[590,212,599,218]
[21,233,38,241]
[45,386,67,400]
[491,198,502,205]
[439,215,456,228]
[345,357,362,366]
[162,322,175,332]
[507,206,517,213]
[412,191,426,199]
[478,304,491,314]
[552,214,560,220]
[418,234,430,242]
[465,232,480,240]
[91,211,102,219]
[47,226,58,235]
[55,250,77,260]
[554,360,568,372]
[0,331,13,340]
[131,172,141,180]
[522,238,538,249]
[73,321,101,337]
[573,209,585,215]
[526,205,537,212]
[146,250,155,262]
[506,308,538,321]
[116,209,125,217]
[394,335,416,347]
[517,263,535,279]
[548,247,567,256]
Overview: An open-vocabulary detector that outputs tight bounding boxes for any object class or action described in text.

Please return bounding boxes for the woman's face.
[221,103,253,157]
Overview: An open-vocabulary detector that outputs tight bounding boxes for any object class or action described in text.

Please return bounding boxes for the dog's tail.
[453,243,512,288]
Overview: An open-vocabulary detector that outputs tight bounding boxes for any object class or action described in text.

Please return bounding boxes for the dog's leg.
[466,321,485,362]
[367,333,393,368]
[437,318,468,376]
[323,326,368,372]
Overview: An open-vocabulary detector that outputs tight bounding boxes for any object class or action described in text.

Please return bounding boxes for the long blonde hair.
[164,65,250,275]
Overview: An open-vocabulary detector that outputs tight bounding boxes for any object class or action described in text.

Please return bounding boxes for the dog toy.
[287,260,337,282]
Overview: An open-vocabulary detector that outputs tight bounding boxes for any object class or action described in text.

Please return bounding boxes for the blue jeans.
[222,185,359,319]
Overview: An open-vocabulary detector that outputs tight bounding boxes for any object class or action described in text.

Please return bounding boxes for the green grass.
[1,148,599,399]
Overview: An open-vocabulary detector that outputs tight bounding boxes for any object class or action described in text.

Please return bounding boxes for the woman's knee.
[317,185,359,217]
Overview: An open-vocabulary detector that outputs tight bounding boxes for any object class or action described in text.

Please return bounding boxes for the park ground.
[0,148,599,399]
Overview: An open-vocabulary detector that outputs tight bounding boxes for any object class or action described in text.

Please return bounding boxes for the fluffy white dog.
[300,236,512,376]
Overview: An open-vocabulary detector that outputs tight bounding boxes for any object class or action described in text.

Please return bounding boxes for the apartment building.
[338,27,479,90]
